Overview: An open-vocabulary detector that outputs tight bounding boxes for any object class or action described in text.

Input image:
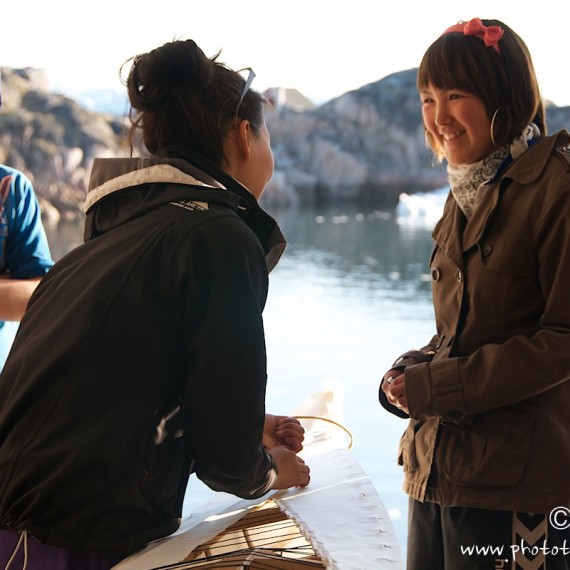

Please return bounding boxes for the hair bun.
[127,39,212,111]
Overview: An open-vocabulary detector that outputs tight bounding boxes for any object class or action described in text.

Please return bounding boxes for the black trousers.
[407,499,570,570]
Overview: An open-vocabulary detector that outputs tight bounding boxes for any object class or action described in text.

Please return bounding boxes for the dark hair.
[417,19,545,158]
[124,39,265,165]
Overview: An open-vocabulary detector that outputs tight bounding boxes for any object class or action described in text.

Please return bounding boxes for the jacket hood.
[84,153,286,271]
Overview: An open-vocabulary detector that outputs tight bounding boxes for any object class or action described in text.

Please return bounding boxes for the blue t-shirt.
[0,165,53,369]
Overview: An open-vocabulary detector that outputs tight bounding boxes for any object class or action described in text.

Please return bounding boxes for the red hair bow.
[444,18,504,54]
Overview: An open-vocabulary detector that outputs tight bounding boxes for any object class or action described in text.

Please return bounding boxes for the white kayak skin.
[113,383,404,569]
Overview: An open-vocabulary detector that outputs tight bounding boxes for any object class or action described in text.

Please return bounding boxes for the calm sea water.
[44,201,438,554]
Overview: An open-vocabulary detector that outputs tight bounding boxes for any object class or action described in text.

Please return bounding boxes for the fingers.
[276,424,304,440]
[387,391,409,413]
[384,374,409,413]
[382,371,403,394]
[387,390,407,409]
[276,417,304,433]
[387,391,405,409]
[297,457,311,488]
[293,453,310,487]
[275,417,305,452]
[268,446,311,489]
[393,397,409,413]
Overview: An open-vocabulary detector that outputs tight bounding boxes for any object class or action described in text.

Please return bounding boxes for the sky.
[2,0,570,107]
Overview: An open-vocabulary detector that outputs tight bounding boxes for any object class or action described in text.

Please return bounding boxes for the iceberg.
[395,186,449,229]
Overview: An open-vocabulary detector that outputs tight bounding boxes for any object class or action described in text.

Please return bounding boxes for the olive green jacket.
[388,130,570,512]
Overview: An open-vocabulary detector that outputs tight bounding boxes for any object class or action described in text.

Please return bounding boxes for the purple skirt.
[0,529,124,569]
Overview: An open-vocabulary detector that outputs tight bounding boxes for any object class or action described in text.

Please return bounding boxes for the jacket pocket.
[442,404,536,487]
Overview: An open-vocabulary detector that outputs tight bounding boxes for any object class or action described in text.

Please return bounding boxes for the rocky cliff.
[266,69,443,207]
[1,66,569,216]
[0,68,126,221]
[267,69,570,207]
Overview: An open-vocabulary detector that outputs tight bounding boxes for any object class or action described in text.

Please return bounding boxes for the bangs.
[417,34,488,97]
[417,20,545,146]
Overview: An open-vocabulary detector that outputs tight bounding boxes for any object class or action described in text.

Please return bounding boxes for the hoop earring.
[424,128,444,162]
[490,108,499,146]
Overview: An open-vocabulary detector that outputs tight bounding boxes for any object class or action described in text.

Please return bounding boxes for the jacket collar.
[502,129,570,185]
[156,147,287,272]
[85,158,222,213]
[85,152,287,272]
[434,130,570,259]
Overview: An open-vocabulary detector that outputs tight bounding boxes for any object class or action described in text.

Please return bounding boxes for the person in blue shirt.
[0,76,53,369]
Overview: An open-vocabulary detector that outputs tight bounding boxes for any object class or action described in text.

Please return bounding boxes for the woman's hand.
[263,414,305,453]
[268,445,310,489]
[382,369,409,414]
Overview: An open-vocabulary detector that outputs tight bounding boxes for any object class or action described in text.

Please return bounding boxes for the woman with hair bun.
[0,39,310,568]
[380,19,570,569]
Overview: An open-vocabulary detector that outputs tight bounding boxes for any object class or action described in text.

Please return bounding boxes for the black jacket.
[0,154,286,555]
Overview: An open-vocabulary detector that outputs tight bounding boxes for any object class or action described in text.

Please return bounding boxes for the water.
[43,201,439,555]
[262,204,436,552]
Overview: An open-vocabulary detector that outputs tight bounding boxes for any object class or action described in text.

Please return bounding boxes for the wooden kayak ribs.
[179,500,327,569]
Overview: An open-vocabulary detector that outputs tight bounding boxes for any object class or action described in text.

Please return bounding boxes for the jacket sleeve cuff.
[246,452,278,499]
[392,334,442,368]
[406,358,467,421]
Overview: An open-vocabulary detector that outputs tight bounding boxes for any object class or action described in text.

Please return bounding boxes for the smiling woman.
[420,86,495,166]
[379,17,570,570]
[417,17,544,167]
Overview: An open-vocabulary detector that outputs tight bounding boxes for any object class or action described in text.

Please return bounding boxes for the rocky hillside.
[0,68,126,221]
[267,69,441,207]
[267,69,570,207]
[1,66,569,216]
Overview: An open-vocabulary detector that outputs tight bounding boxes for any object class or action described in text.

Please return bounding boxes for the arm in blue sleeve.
[3,168,53,278]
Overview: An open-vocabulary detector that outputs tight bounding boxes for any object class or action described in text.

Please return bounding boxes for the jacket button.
[481,244,493,257]
[457,269,463,283]
[444,410,462,421]
[431,268,440,281]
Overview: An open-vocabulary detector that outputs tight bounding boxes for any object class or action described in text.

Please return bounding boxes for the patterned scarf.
[447,124,541,218]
